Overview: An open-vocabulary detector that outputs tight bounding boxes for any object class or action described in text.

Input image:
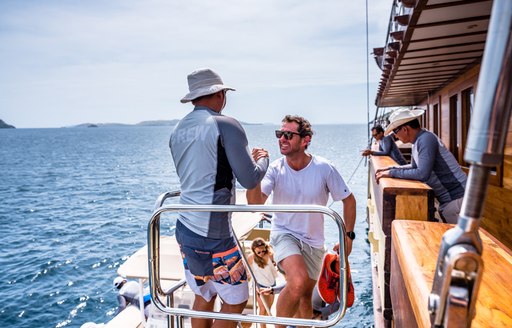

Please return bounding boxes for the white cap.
[113,276,125,289]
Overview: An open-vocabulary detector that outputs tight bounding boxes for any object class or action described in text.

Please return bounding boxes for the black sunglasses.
[256,249,267,256]
[392,126,403,134]
[275,130,301,140]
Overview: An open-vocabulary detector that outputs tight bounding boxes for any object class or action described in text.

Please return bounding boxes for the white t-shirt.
[250,260,278,287]
[261,155,352,248]
[120,281,140,300]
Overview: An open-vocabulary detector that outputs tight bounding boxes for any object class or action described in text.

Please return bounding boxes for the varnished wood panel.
[369,156,435,321]
[481,185,512,250]
[504,117,512,189]
[395,195,430,220]
[420,65,479,149]
[372,157,432,192]
[503,155,512,189]
[391,220,512,328]
[391,245,419,328]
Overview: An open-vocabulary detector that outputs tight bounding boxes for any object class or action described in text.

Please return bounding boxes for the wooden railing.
[367,156,435,322]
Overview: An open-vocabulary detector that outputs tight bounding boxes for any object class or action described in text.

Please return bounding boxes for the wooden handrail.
[367,155,435,321]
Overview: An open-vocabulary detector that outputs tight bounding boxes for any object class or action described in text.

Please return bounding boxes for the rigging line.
[327,155,365,208]
[366,0,370,144]
[365,0,373,170]
[329,0,370,210]
[347,155,365,184]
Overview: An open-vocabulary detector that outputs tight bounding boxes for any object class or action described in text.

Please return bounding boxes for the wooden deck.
[391,220,512,328]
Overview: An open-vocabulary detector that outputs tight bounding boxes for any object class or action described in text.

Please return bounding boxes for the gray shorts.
[439,197,463,224]
[270,233,325,280]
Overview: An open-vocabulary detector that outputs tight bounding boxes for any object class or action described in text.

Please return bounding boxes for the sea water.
[0,124,373,327]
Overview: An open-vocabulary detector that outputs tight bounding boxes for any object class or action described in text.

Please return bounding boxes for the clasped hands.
[252,147,269,162]
[374,166,393,183]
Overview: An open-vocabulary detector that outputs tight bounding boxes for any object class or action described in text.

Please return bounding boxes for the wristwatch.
[346,231,356,240]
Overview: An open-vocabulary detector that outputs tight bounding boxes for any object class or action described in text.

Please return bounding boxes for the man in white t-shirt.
[247,115,356,326]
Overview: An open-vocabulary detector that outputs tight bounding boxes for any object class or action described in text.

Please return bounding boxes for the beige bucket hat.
[181,68,235,103]
[384,108,425,135]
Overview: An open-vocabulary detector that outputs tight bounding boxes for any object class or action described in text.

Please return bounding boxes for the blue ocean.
[0,124,373,327]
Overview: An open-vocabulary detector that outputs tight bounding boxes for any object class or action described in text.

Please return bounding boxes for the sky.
[0,0,391,128]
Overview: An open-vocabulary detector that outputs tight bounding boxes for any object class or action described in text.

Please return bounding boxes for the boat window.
[459,87,502,186]
[460,88,473,168]
[422,107,427,127]
[433,103,440,137]
[449,95,458,161]
[425,106,430,128]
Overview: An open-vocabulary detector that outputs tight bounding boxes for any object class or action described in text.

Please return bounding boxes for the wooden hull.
[367,156,434,325]
[370,0,512,326]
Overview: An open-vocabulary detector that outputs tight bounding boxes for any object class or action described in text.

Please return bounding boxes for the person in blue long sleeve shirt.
[375,109,466,224]
[170,68,269,328]
[361,125,407,165]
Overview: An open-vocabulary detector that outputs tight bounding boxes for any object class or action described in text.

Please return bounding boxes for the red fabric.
[317,253,354,307]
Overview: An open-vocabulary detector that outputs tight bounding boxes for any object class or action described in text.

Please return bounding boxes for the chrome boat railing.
[147,198,349,327]
[428,1,512,327]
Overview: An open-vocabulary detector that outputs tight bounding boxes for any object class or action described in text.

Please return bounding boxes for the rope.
[327,155,365,208]
[347,155,365,184]
[366,0,370,145]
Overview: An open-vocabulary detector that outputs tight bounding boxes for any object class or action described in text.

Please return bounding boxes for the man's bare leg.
[275,254,310,328]
[212,300,248,328]
[192,295,216,328]
[297,278,317,320]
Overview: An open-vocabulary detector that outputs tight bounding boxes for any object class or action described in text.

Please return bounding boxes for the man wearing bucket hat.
[170,68,269,328]
[375,108,467,224]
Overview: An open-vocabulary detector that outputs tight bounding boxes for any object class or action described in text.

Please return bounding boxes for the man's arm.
[370,136,392,156]
[341,193,356,256]
[216,116,269,188]
[389,133,437,181]
[115,295,127,315]
[246,183,269,204]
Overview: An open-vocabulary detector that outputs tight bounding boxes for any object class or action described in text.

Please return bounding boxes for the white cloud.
[0,0,391,128]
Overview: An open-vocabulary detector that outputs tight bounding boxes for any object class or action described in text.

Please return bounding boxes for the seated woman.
[247,237,278,328]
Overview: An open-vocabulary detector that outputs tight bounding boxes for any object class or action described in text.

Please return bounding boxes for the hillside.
[72,120,180,128]
[72,119,260,128]
[0,119,15,129]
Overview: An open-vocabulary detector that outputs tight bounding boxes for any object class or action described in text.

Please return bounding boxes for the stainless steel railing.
[147,201,349,327]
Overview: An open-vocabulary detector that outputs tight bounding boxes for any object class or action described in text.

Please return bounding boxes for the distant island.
[0,119,15,129]
[72,120,180,128]
[72,119,261,128]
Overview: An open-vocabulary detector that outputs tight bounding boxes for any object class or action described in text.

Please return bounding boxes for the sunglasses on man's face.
[275,130,301,140]
[393,126,403,134]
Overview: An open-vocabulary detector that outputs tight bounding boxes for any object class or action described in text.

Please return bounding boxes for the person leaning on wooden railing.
[375,109,467,224]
